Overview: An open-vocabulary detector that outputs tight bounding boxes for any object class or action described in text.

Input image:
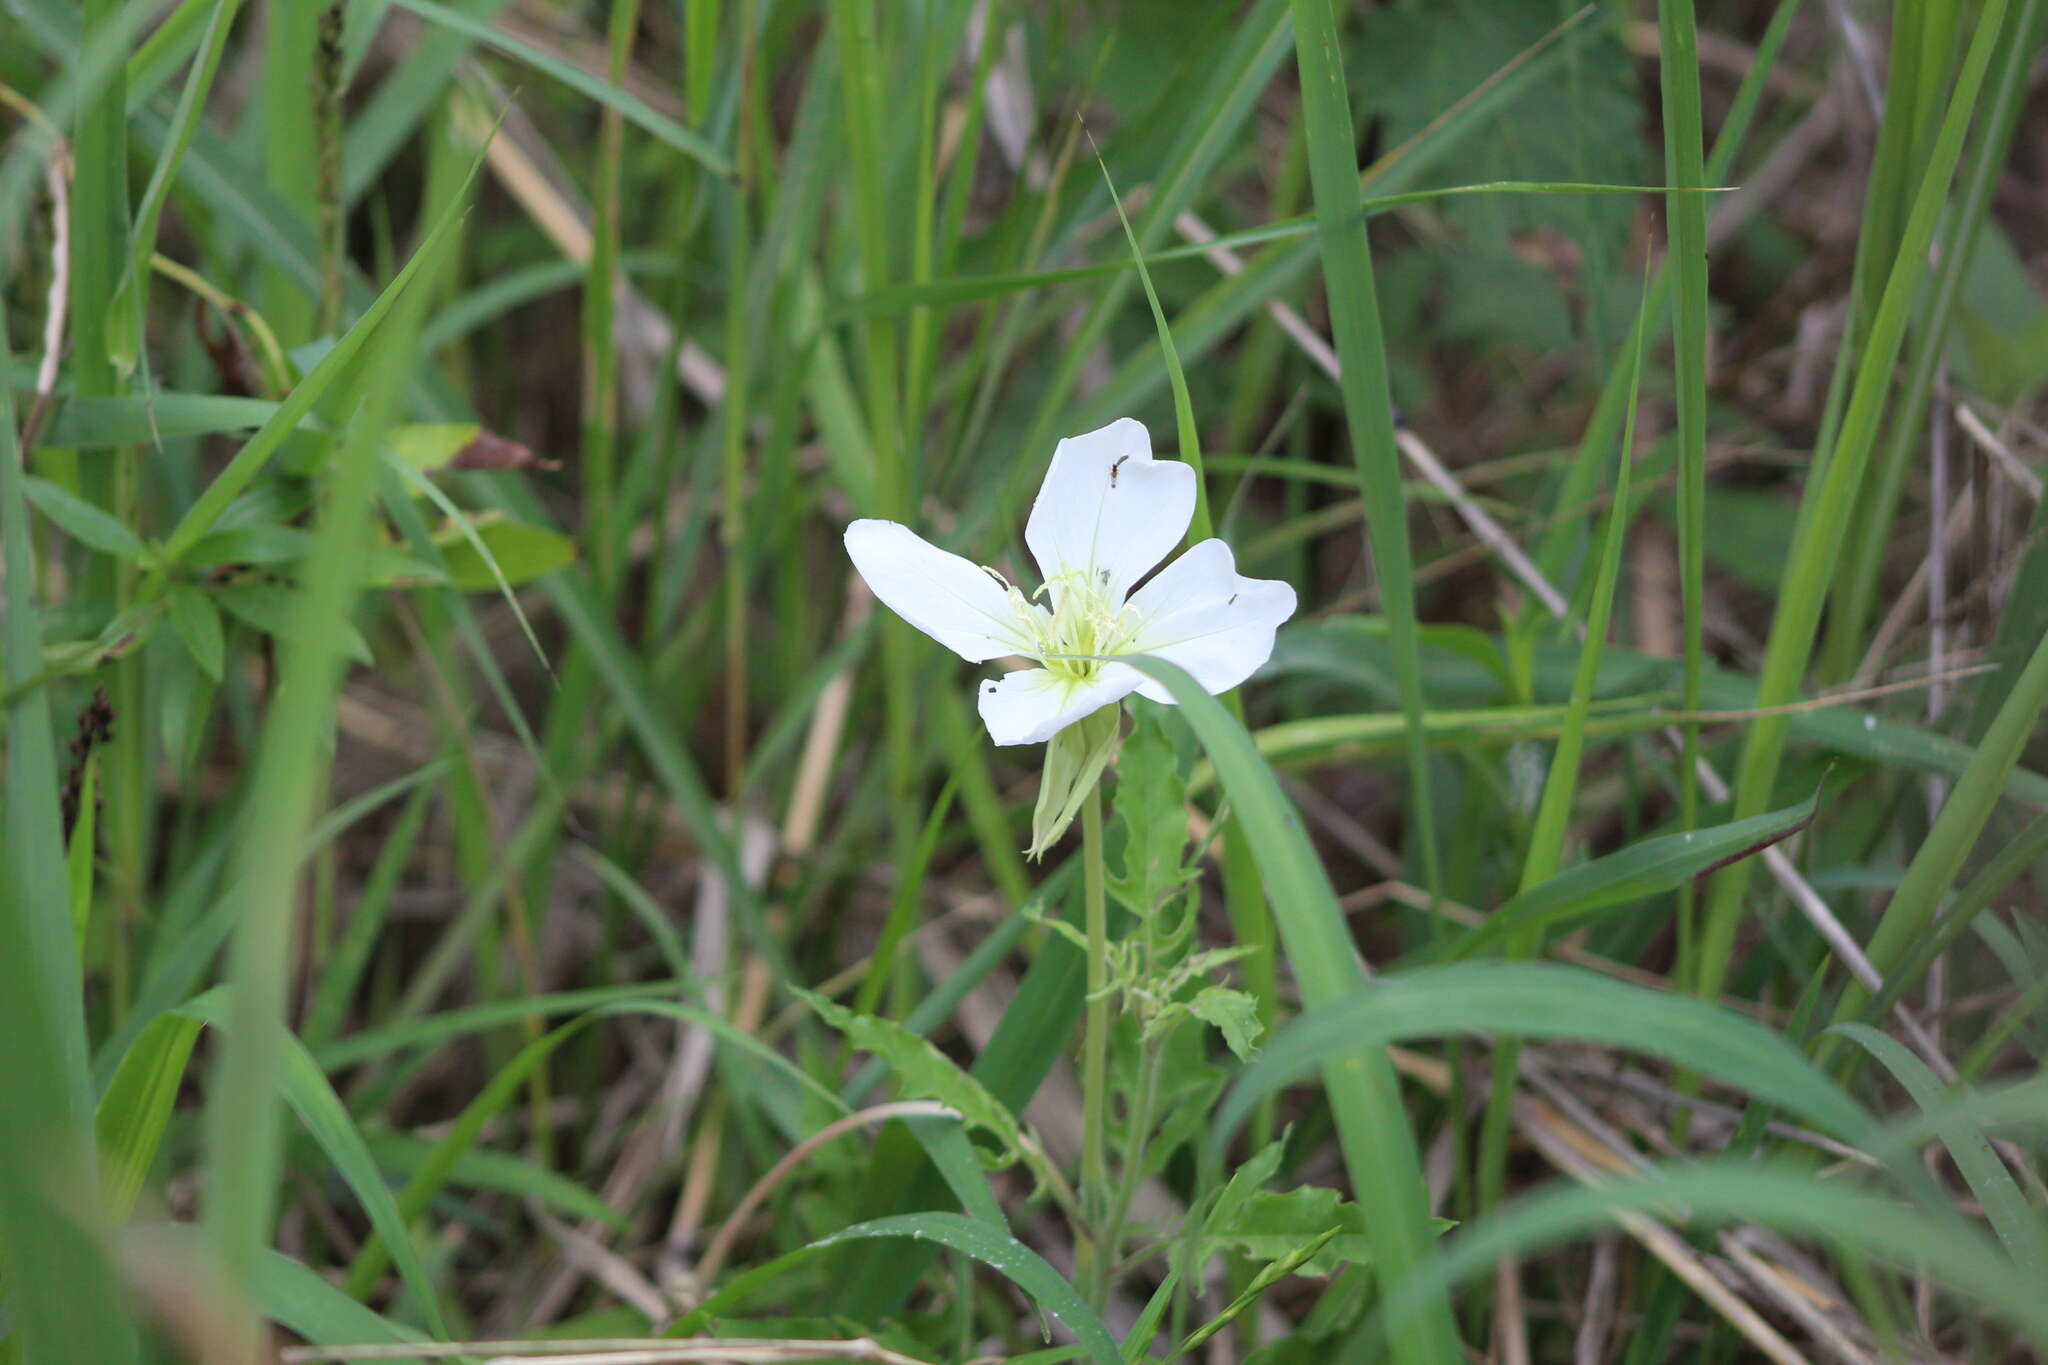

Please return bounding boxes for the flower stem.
[1079,785,1110,1298]
[1097,1034,1162,1303]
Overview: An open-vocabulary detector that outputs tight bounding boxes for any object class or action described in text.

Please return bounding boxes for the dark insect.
[1109,455,1130,486]
[60,687,116,842]
[1228,593,1238,605]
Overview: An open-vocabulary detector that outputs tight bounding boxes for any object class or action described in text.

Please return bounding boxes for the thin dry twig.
[1574,1236,1620,1365]
[450,90,726,409]
[1721,1228,1877,1365]
[1384,1050,1818,1364]
[1174,209,1571,621]
[1854,488,1979,688]
[1954,399,2044,502]
[0,83,73,450]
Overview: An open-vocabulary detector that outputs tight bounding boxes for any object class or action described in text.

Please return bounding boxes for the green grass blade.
[362,1132,626,1230]
[94,1012,204,1223]
[106,0,241,375]
[1867,812,2048,1024]
[1835,624,2048,1024]
[1832,1023,2047,1276]
[833,879,1086,1317]
[835,183,1707,319]
[1000,0,1292,511]
[1658,0,1711,853]
[158,155,484,563]
[671,1212,1121,1365]
[1451,790,1820,962]
[341,999,848,1296]
[1533,0,1800,592]
[1290,2,1444,977]
[0,297,139,1365]
[386,0,732,175]
[1825,0,2048,674]
[299,777,435,1048]
[1478,285,1650,1226]
[1521,276,1651,890]
[340,0,515,201]
[198,156,456,1332]
[1697,0,2013,1002]
[179,993,450,1335]
[1214,961,1879,1151]
[1367,1163,2048,1350]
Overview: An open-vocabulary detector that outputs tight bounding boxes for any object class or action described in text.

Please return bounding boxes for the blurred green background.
[3,1,2047,1362]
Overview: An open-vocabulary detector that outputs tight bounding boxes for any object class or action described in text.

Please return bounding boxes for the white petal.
[844,519,1036,663]
[975,664,1144,746]
[1024,418,1196,605]
[1124,539,1296,702]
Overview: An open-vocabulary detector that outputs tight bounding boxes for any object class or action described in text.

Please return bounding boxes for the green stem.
[1079,786,1110,1300]
[1097,1034,1164,1303]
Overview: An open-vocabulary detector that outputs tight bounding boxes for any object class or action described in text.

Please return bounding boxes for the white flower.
[845,418,1297,746]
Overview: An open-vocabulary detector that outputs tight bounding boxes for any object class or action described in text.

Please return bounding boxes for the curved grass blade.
[1836,627,2048,1027]
[1450,788,1821,962]
[836,183,1721,319]
[1291,0,1444,958]
[106,0,241,376]
[1213,961,1878,1154]
[159,129,490,564]
[91,760,451,1090]
[0,299,136,1365]
[1365,1162,2048,1351]
[1833,1022,2046,1276]
[28,392,281,448]
[363,1132,626,1231]
[95,1012,204,1223]
[386,0,731,176]
[340,999,851,1296]
[175,991,449,1336]
[683,1213,1121,1365]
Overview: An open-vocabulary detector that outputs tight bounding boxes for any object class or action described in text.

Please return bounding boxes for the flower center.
[989,567,1141,682]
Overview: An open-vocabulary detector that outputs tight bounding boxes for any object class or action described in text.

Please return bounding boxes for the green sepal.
[1027,703,1121,858]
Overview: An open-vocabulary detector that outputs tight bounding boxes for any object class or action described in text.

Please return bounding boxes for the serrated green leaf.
[1188,986,1262,1061]
[797,989,1023,1167]
[1203,1134,1288,1238]
[1109,701,1193,918]
[1205,1188,1381,1276]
